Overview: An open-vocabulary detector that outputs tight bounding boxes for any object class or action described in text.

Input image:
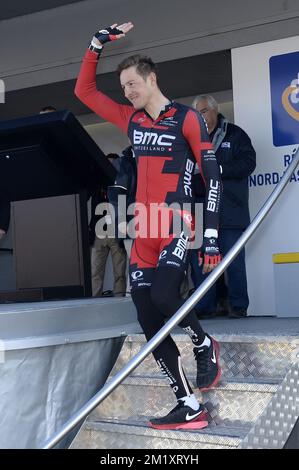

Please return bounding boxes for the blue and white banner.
[269,50,299,147]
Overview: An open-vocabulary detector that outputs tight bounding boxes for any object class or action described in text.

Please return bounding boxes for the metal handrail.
[43,147,299,449]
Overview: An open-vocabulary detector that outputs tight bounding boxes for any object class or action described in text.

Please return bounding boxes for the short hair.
[117,54,158,81]
[192,95,219,112]
[39,106,57,113]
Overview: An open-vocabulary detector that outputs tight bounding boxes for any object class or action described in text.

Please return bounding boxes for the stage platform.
[1,296,299,449]
[0,296,138,449]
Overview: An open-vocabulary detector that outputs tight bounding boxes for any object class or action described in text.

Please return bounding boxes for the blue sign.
[269,51,299,147]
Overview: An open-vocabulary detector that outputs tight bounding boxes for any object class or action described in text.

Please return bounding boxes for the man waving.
[75,22,222,430]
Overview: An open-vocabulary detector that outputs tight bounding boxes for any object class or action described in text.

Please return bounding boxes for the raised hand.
[90,22,134,53]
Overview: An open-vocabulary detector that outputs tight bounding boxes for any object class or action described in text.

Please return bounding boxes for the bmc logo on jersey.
[269,51,299,146]
[172,231,188,260]
[184,159,194,196]
[207,179,219,212]
[133,130,176,146]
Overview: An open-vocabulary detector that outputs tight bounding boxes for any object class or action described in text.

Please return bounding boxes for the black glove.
[89,26,124,54]
[198,236,221,270]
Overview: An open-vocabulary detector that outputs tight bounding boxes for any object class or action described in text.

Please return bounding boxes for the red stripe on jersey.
[163,108,177,118]
[136,156,179,204]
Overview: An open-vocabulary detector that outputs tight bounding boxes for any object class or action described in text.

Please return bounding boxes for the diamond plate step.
[91,375,279,425]
[113,333,299,380]
[71,418,252,449]
[71,330,299,449]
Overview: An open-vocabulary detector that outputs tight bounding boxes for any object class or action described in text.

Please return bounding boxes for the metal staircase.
[43,150,299,450]
[71,328,299,449]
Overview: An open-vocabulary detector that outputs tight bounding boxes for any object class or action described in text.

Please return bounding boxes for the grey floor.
[1,296,299,340]
[196,316,299,338]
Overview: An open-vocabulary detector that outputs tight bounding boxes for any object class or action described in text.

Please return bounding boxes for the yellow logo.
[282,75,299,121]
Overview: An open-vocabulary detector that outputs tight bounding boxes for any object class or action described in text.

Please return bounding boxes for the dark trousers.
[190,228,249,313]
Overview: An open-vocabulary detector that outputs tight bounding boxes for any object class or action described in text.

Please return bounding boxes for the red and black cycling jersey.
[75,49,221,231]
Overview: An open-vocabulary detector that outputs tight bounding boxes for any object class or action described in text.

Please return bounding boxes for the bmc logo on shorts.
[269,51,299,146]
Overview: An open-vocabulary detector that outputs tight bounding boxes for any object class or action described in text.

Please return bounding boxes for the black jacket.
[107,146,137,237]
[195,114,256,229]
[0,198,10,233]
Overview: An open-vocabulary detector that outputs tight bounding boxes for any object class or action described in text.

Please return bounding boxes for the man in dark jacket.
[107,145,137,240]
[89,153,127,297]
[0,198,10,241]
[191,95,256,318]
